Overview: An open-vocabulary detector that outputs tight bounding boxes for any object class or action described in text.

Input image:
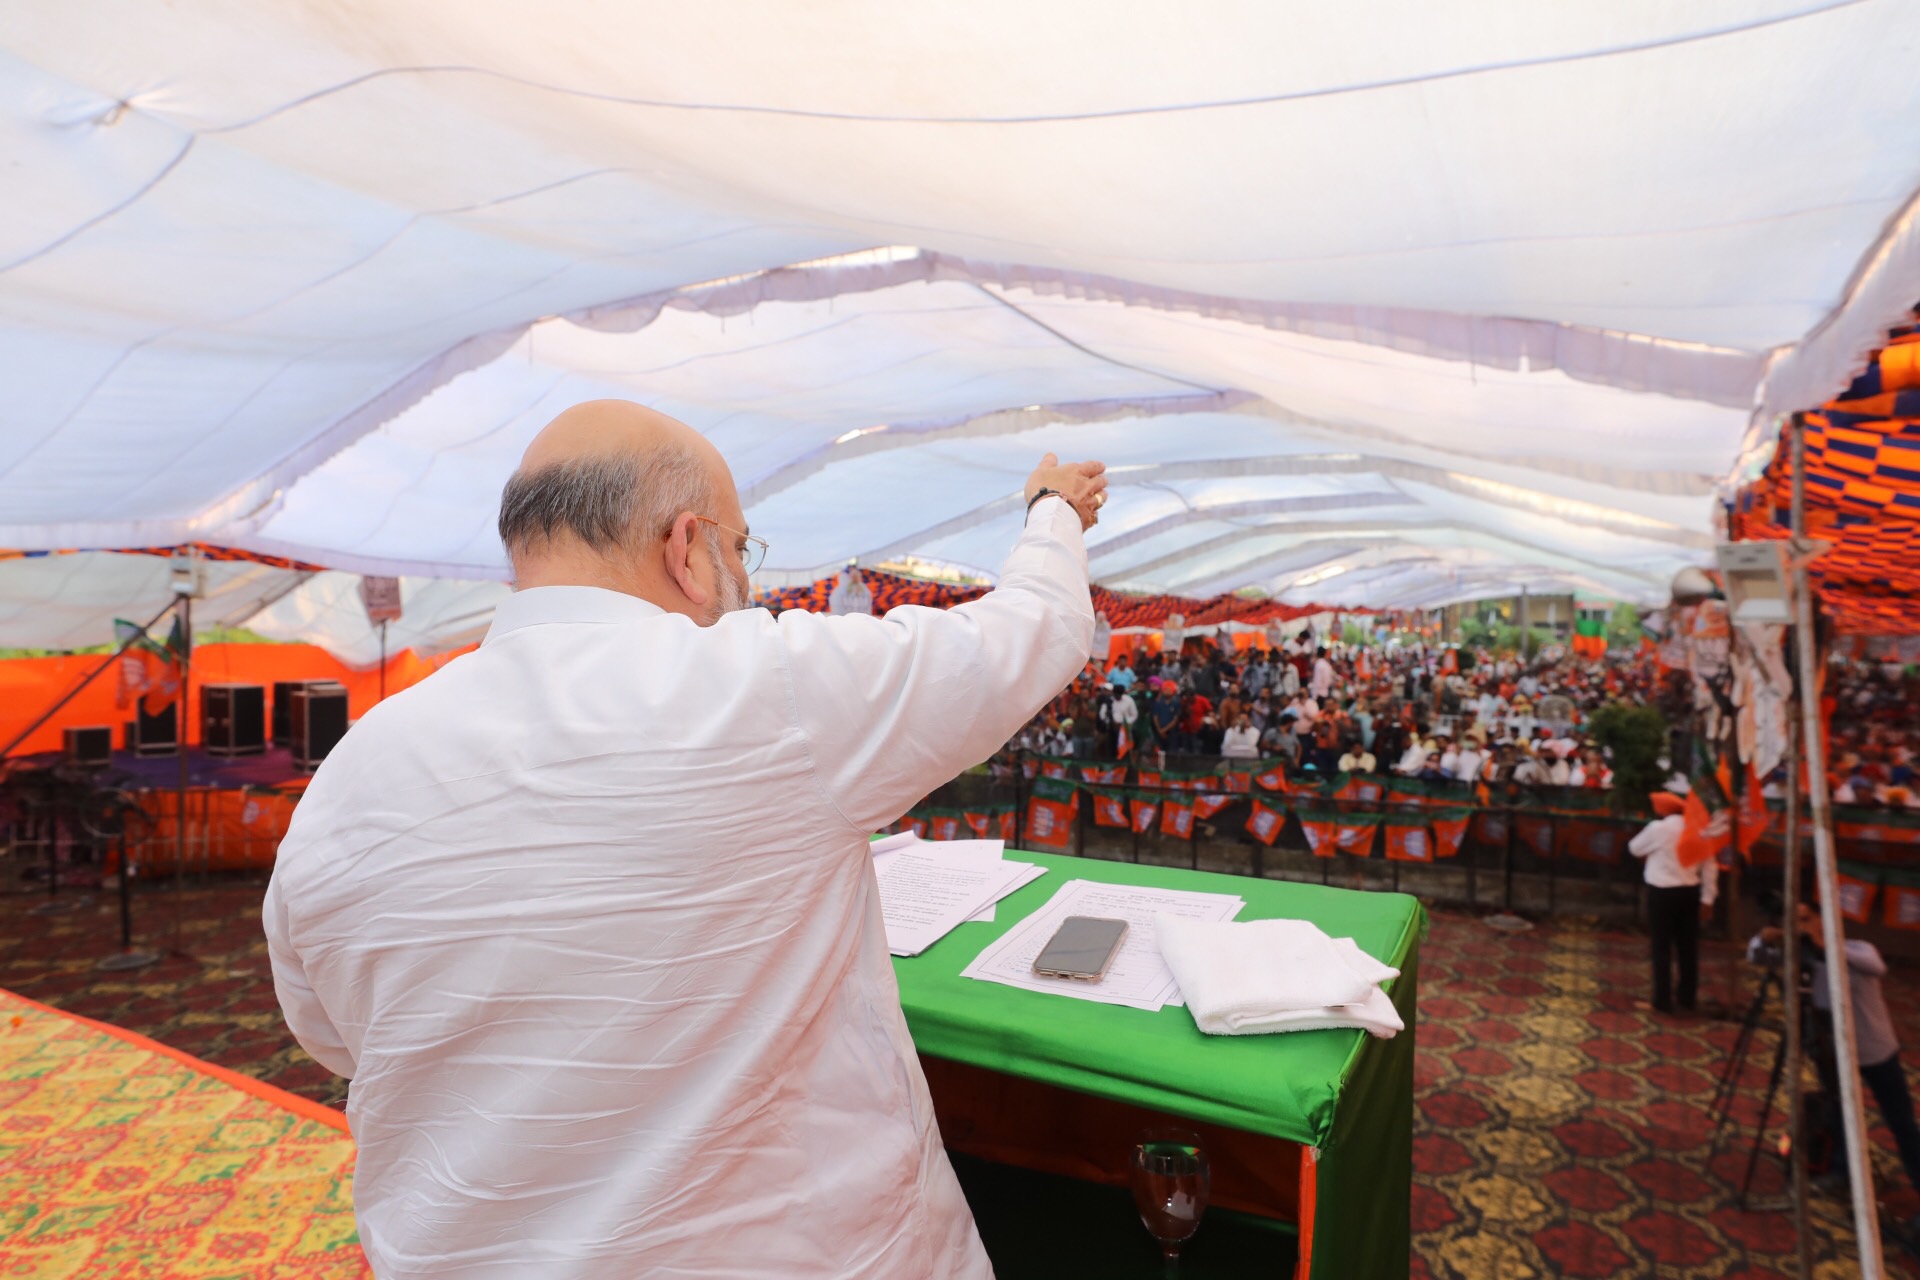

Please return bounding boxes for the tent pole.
[174,592,193,950]
[1783,412,1810,1280]
[0,598,179,759]
[1791,415,1883,1276]
[1783,721,1810,1279]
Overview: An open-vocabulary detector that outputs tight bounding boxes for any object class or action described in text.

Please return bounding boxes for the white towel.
[1156,915,1404,1039]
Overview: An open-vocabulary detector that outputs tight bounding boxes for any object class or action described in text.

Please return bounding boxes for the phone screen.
[1032,915,1129,980]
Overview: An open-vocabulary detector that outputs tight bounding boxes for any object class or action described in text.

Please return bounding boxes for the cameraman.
[1757,902,1920,1208]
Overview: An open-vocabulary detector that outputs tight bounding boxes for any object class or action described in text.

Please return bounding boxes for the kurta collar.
[484,586,665,644]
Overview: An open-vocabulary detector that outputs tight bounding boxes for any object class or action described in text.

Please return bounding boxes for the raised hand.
[1025,453,1109,531]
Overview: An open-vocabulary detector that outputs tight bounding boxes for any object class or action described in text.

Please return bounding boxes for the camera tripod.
[1709,958,1820,1210]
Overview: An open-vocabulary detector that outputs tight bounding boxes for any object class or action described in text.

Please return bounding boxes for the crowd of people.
[1828,654,1920,809]
[1010,626,1659,788]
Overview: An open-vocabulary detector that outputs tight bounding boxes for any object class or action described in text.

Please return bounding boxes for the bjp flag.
[1300,816,1338,858]
[1246,802,1286,846]
[1092,792,1129,829]
[1384,823,1432,863]
[1431,812,1471,859]
[1130,798,1160,834]
[1335,821,1379,858]
[1161,801,1195,840]
[1025,779,1076,849]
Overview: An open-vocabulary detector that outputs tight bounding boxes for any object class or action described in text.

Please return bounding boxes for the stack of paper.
[959,879,1245,1010]
[1154,916,1405,1039]
[872,834,1047,957]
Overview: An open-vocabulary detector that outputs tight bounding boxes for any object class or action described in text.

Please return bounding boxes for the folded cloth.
[1201,983,1406,1039]
[1156,915,1403,1039]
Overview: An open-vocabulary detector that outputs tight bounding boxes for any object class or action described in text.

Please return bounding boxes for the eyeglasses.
[694,516,769,575]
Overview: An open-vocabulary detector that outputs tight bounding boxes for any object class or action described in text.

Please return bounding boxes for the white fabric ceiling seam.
[86,1,1862,135]
[186,249,1736,569]
[741,389,1720,503]
[143,246,1753,567]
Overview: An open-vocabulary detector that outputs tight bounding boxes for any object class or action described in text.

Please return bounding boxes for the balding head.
[498,400,753,623]
[514,400,727,484]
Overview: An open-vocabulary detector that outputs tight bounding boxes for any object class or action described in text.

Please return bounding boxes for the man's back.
[265,500,1094,1278]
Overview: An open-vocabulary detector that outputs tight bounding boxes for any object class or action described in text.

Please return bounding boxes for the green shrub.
[1587,701,1669,813]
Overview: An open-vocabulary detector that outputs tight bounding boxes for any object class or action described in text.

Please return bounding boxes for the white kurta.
[264,497,1093,1279]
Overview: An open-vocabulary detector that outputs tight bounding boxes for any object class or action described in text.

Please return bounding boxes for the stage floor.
[5,883,1920,1277]
[21,745,313,791]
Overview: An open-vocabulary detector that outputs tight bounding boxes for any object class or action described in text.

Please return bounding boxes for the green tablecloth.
[893,851,1426,1280]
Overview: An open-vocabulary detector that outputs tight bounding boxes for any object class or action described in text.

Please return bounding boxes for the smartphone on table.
[1031,915,1129,981]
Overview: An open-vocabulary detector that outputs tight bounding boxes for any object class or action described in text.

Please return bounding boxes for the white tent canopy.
[5,1,1920,657]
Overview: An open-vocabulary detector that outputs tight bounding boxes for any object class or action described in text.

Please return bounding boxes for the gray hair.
[497,445,713,560]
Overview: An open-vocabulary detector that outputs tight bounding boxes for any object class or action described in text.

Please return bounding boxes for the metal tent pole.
[1790,415,1883,1276]
[1782,414,1810,1280]
[175,593,192,875]
[171,591,193,960]
[1782,714,1810,1279]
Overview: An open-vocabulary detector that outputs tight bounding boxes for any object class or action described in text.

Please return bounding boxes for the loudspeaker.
[291,683,350,771]
[132,702,178,757]
[202,683,267,758]
[62,726,112,768]
[271,681,304,747]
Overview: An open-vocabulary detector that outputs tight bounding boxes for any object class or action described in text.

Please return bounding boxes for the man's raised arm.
[778,456,1105,835]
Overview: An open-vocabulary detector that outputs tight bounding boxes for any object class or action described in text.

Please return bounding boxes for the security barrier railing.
[887,751,1666,921]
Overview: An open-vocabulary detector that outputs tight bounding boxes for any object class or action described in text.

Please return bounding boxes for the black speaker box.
[270,680,318,747]
[291,683,350,771]
[62,725,113,768]
[203,683,267,758]
[132,702,178,757]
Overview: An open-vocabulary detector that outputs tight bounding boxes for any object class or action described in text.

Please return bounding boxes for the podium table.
[893,852,1425,1280]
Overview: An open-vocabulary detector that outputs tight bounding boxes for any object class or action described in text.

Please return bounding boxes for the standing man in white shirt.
[1453,738,1487,783]
[1436,734,1460,780]
[1630,792,1718,1013]
[1101,680,1138,758]
[263,400,1107,1280]
[1311,646,1336,700]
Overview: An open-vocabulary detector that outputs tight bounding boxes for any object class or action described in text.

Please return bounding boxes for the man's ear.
[663,512,712,608]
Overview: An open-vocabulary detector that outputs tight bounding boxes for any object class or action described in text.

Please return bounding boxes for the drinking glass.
[1130,1127,1209,1268]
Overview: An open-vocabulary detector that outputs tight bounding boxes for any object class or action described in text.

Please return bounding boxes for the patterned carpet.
[0,987,365,1278]
[5,877,1920,1277]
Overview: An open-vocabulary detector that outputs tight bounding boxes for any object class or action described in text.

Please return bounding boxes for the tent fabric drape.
[1732,320,1920,633]
[5,3,1920,643]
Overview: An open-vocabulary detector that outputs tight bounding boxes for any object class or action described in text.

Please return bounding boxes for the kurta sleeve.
[262,876,357,1080]
[777,495,1094,833]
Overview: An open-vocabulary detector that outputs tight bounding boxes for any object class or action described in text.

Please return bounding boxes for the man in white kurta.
[264,401,1106,1279]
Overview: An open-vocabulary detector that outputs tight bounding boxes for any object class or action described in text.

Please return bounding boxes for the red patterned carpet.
[5,877,1920,1277]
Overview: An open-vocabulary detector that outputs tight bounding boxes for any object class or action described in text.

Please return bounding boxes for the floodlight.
[167,550,204,598]
[1714,541,1792,625]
